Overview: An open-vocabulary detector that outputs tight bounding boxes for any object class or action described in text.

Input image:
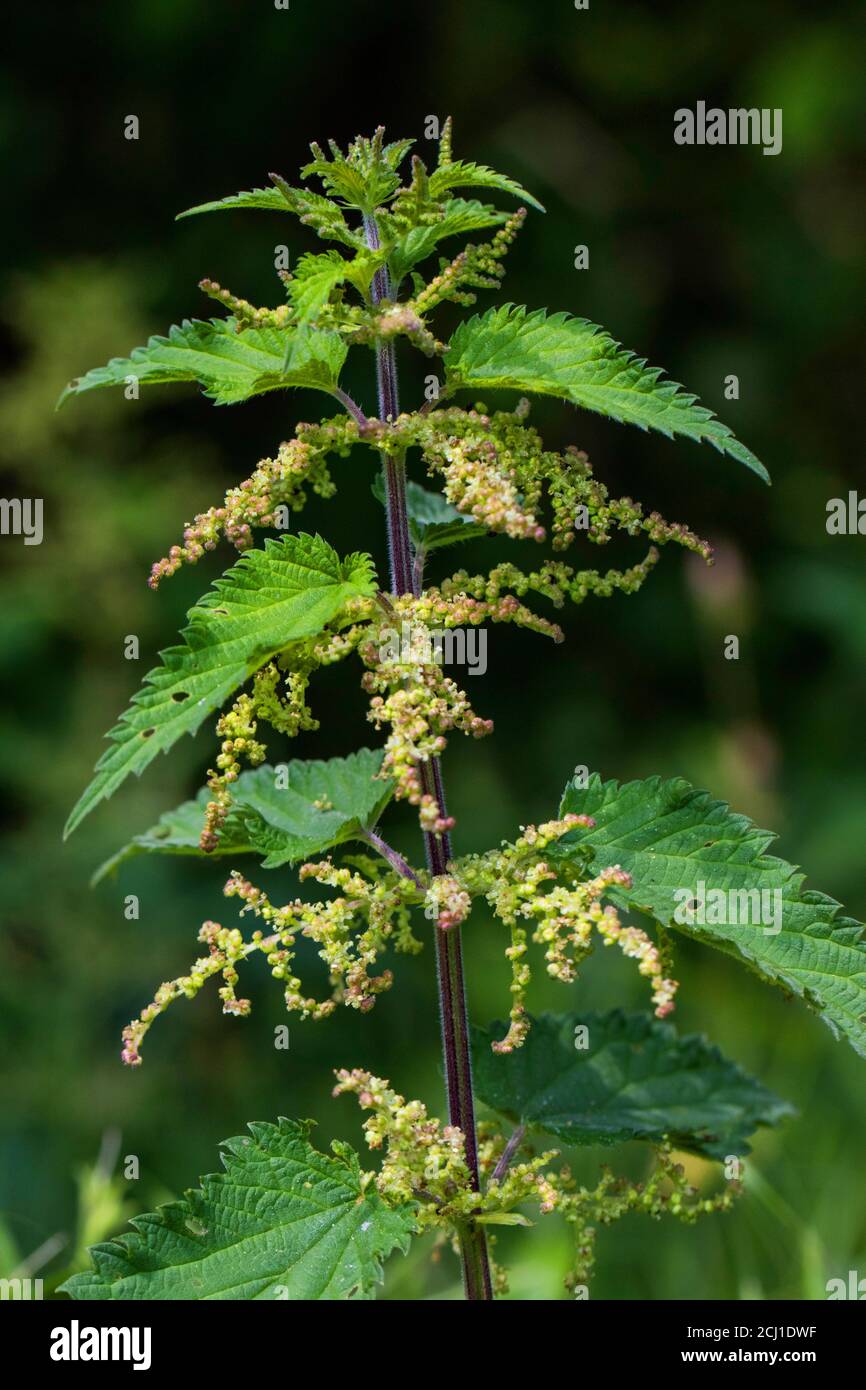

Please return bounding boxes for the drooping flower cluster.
[452,815,679,1051]
[334,1067,740,1289]
[121,918,257,1067]
[412,208,527,316]
[554,1143,741,1294]
[435,550,662,616]
[333,1068,558,1231]
[366,402,713,563]
[120,863,423,1065]
[148,422,350,588]
[200,661,319,851]
[359,615,493,834]
[423,433,545,541]
[333,1068,472,1214]
[595,908,679,1020]
[146,398,710,594]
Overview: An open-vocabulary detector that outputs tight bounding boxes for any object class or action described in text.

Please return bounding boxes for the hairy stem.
[363,214,414,594]
[360,828,423,888]
[332,386,370,429]
[364,215,493,1302]
[490,1124,526,1186]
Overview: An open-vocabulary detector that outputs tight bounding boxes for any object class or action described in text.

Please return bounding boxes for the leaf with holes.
[553,773,866,1056]
[444,305,768,481]
[65,535,377,838]
[60,1118,415,1300]
[473,1010,793,1159]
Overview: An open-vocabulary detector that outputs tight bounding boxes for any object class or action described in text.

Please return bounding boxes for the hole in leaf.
[171,691,190,702]
[141,728,156,739]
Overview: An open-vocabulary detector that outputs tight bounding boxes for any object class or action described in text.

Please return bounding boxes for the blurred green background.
[1,0,864,1300]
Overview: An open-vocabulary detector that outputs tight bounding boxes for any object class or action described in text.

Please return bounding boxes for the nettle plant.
[60,127,866,1302]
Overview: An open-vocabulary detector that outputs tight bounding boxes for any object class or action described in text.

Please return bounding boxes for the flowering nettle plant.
[60,127,866,1301]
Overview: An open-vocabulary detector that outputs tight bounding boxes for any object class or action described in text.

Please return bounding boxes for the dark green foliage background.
[1,0,864,1298]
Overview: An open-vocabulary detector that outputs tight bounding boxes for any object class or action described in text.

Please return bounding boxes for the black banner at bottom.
[3,1295,861,1376]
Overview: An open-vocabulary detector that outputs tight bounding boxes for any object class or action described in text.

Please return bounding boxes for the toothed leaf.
[60,1118,415,1301]
[176,187,294,219]
[444,306,769,482]
[427,160,545,213]
[555,774,866,1056]
[388,199,511,287]
[59,318,348,408]
[287,249,384,322]
[65,536,376,837]
[231,748,394,868]
[93,749,394,882]
[473,1010,793,1159]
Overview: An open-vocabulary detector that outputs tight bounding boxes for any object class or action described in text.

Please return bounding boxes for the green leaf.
[286,249,384,322]
[387,199,511,287]
[176,186,294,219]
[176,178,365,251]
[371,475,487,551]
[474,1211,533,1227]
[473,1010,793,1159]
[91,788,234,883]
[427,160,545,213]
[444,306,769,482]
[60,1118,415,1300]
[556,774,866,1057]
[232,748,394,868]
[287,251,355,322]
[301,134,411,214]
[59,318,348,408]
[93,749,395,882]
[65,536,377,838]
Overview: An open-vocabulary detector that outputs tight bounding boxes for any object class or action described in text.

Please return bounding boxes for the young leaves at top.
[61,1119,415,1301]
[177,185,293,218]
[301,130,414,214]
[444,306,769,482]
[177,176,365,250]
[65,535,376,837]
[473,1010,792,1159]
[427,158,545,213]
[554,774,866,1056]
[286,249,384,323]
[387,199,512,289]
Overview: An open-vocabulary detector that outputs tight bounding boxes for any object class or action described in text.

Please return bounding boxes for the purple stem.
[363,214,492,1302]
[490,1124,526,1186]
[360,828,423,888]
[332,387,370,429]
